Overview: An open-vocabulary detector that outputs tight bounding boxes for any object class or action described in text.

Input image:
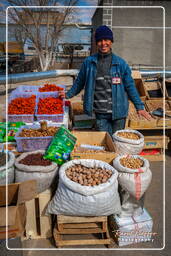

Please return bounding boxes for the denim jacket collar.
[90,52,120,65]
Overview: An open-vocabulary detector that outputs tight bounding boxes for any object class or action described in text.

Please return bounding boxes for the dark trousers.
[95,113,126,136]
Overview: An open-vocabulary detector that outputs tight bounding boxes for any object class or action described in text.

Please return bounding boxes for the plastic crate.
[11,85,40,97]
[15,123,61,152]
[8,93,36,123]
[35,92,65,122]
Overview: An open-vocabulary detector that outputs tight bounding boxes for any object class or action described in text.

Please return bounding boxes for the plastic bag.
[113,155,152,200]
[15,150,58,193]
[3,122,25,142]
[47,159,121,216]
[44,126,77,165]
[112,129,144,155]
[118,186,145,217]
[0,152,15,184]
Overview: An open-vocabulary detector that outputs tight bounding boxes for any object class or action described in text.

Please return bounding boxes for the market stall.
[0,79,168,248]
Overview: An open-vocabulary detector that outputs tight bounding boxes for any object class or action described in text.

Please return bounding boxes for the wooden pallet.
[22,189,52,240]
[53,215,112,248]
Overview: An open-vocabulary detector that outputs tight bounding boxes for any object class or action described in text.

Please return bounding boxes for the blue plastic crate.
[8,93,36,123]
[15,123,61,152]
[11,85,40,97]
[35,92,65,122]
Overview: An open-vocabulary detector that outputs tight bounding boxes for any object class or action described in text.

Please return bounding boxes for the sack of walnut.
[0,152,15,185]
[113,155,152,200]
[15,150,58,193]
[47,159,121,216]
[112,129,144,155]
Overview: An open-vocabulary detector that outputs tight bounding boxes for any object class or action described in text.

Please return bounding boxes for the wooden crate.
[128,101,157,129]
[139,148,164,161]
[144,135,169,149]
[145,99,170,112]
[23,189,52,240]
[53,215,112,248]
[143,79,163,99]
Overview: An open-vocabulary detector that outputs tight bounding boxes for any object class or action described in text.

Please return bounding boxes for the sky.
[0,0,99,23]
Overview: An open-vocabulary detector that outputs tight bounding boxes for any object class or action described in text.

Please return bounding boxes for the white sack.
[113,155,152,200]
[47,159,121,216]
[15,150,58,193]
[0,152,15,184]
[118,187,144,217]
[112,129,144,155]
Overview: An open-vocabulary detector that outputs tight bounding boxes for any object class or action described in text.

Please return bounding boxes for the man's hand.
[137,109,152,120]
[58,90,65,98]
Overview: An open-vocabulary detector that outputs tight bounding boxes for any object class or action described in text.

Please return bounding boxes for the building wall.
[92,0,171,67]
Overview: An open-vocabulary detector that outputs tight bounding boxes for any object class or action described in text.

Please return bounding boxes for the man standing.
[60,25,151,135]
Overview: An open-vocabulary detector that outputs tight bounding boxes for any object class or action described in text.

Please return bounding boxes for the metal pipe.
[0,69,78,85]
[0,69,171,85]
[140,70,171,78]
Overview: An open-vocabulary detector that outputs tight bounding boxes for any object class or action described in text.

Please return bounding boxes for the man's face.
[97,39,112,54]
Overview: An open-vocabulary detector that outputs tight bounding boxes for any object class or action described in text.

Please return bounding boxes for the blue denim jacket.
[66,53,144,120]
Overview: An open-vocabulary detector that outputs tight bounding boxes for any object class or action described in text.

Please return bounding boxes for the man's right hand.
[58,90,66,98]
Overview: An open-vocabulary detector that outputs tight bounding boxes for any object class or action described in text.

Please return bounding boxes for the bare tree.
[7,0,78,71]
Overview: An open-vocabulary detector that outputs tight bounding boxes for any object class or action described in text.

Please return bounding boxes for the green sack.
[0,123,7,143]
[44,126,77,165]
[0,128,5,143]
[3,122,25,142]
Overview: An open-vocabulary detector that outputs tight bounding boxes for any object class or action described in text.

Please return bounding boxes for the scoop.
[151,108,171,118]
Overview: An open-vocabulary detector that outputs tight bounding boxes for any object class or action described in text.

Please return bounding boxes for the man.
[60,25,151,135]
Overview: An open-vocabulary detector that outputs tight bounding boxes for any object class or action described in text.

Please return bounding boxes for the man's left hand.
[137,109,152,120]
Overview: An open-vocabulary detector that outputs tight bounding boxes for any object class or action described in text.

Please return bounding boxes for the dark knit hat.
[95,25,113,43]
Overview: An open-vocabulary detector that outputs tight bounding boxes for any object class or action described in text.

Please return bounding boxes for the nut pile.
[19,121,59,137]
[19,153,52,166]
[117,132,140,140]
[66,164,113,186]
[120,157,144,169]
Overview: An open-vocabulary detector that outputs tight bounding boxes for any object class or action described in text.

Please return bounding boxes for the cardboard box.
[0,180,37,239]
[144,135,169,149]
[109,208,153,246]
[71,131,116,164]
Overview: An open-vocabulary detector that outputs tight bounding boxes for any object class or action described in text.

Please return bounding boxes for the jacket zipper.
[91,62,97,114]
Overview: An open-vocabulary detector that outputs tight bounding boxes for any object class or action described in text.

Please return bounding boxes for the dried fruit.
[19,153,52,166]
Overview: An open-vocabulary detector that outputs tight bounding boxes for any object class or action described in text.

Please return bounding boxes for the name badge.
[112,77,121,84]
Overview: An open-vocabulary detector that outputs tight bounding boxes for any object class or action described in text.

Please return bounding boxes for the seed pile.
[19,121,58,137]
[117,132,140,140]
[0,152,8,166]
[120,157,144,169]
[19,153,52,166]
[66,164,113,186]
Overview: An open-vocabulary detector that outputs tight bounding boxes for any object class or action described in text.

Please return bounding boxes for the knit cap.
[95,25,114,42]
